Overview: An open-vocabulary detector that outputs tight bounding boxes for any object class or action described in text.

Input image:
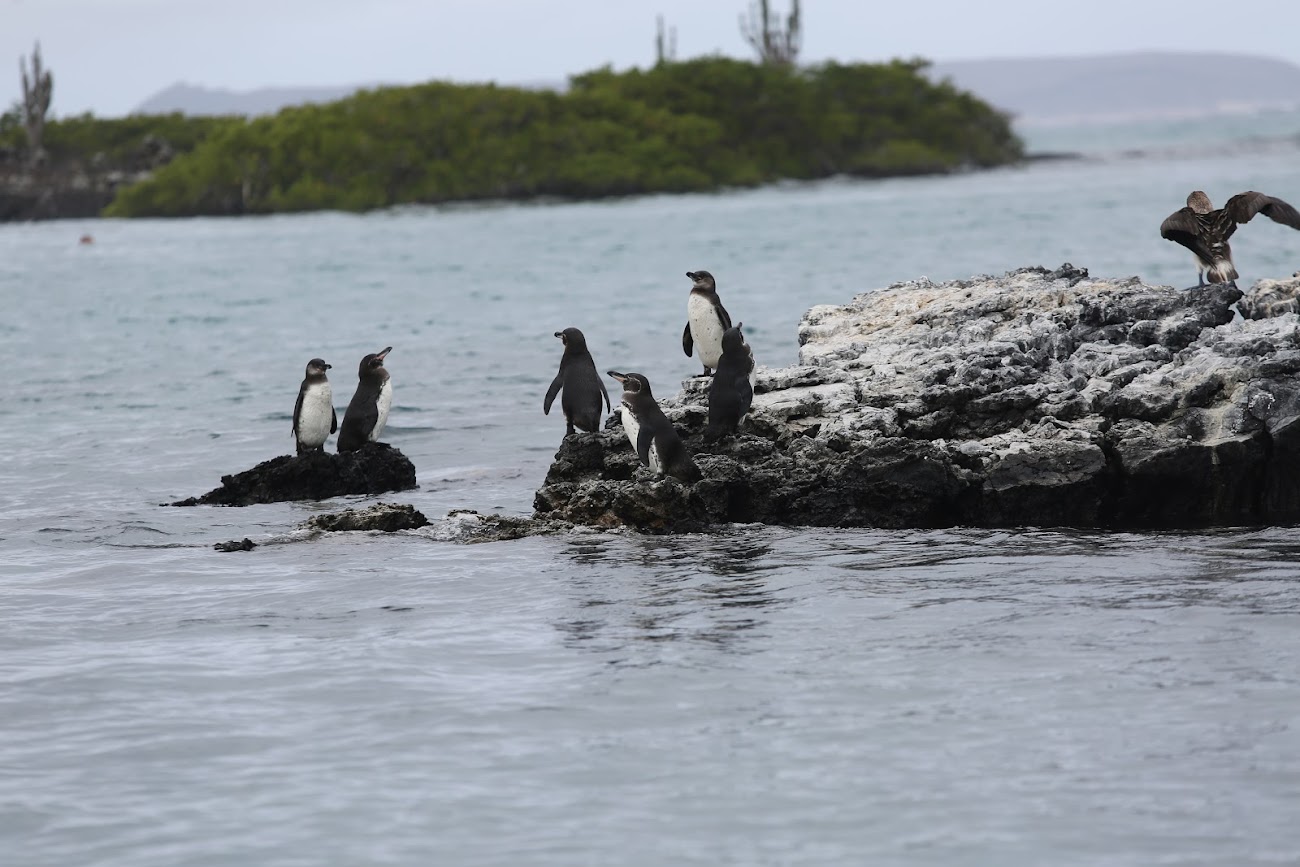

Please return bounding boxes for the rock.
[303,502,429,532]
[1238,274,1300,320]
[422,510,579,543]
[535,266,1300,530]
[172,442,417,506]
[214,537,256,552]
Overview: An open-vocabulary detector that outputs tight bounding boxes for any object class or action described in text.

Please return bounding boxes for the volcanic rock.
[535,267,1300,530]
[173,442,417,506]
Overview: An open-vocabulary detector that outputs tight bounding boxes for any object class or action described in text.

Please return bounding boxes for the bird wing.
[340,393,378,448]
[636,425,654,467]
[682,322,693,357]
[738,375,754,416]
[1160,207,1217,263]
[1225,191,1300,229]
[600,375,611,413]
[716,299,733,330]
[292,386,304,436]
[543,372,563,415]
[331,405,338,434]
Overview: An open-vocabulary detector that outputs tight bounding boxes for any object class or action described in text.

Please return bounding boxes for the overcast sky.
[4,0,1300,117]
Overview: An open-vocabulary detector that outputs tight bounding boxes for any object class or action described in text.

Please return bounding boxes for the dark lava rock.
[535,268,1300,531]
[304,502,429,533]
[172,442,416,506]
[214,537,257,552]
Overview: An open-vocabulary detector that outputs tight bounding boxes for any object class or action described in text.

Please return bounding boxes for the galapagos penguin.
[337,346,393,453]
[1161,190,1300,287]
[292,357,337,455]
[607,370,703,484]
[704,323,755,443]
[544,327,611,435]
[682,270,733,376]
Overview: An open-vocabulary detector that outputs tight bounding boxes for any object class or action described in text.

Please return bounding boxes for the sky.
[3,0,1300,117]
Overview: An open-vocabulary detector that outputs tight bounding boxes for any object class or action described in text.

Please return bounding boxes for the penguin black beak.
[324,363,332,370]
[554,331,564,341]
[685,271,695,280]
[607,370,627,384]
[375,347,392,363]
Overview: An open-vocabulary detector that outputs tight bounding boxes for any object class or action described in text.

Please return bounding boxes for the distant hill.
[133,83,372,116]
[928,51,1300,125]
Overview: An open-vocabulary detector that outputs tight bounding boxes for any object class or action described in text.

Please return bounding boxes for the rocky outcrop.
[303,502,429,532]
[172,443,417,506]
[535,267,1300,530]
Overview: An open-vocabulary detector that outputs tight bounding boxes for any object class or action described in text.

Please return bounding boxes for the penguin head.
[305,358,331,377]
[358,346,392,378]
[555,327,587,352]
[607,370,652,398]
[1187,191,1214,214]
[721,322,747,353]
[686,270,716,292]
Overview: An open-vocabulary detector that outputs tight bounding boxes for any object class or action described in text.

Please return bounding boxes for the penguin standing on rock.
[292,358,337,455]
[682,270,732,376]
[544,327,610,436]
[607,371,703,484]
[337,347,393,453]
[704,323,755,443]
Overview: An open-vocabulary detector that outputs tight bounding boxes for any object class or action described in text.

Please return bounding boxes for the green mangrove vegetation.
[0,112,237,167]
[102,57,1023,218]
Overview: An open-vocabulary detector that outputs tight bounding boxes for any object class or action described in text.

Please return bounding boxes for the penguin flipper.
[292,387,304,437]
[636,426,655,467]
[331,406,338,434]
[717,300,733,331]
[738,375,754,416]
[598,371,611,414]
[682,322,693,358]
[543,373,563,415]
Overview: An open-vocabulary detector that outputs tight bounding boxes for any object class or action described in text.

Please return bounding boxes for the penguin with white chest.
[337,346,393,453]
[607,370,703,484]
[682,270,733,377]
[544,327,610,436]
[292,358,337,455]
[704,323,755,443]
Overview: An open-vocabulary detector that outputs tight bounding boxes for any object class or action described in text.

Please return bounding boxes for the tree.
[655,15,678,66]
[19,42,53,164]
[739,0,801,67]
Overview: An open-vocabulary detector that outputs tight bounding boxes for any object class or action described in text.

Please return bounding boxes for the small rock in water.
[214,537,256,552]
[304,502,430,533]
[172,443,417,507]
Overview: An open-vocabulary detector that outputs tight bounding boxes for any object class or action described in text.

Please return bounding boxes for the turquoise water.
[3,121,1300,865]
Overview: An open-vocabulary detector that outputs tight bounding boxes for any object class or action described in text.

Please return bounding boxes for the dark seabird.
[682,270,733,376]
[292,358,337,455]
[704,323,756,443]
[1160,190,1300,286]
[544,327,611,436]
[607,370,703,484]
[337,347,393,453]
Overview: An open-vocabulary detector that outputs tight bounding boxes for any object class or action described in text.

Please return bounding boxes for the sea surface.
[3,114,1300,866]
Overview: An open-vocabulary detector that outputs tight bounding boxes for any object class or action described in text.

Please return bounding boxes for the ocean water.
[3,120,1300,865]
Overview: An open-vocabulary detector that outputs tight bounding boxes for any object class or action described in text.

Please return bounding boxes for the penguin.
[337,346,393,453]
[682,270,733,376]
[1160,190,1300,286]
[544,327,611,436]
[607,370,703,484]
[292,357,337,455]
[704,323,756,443]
